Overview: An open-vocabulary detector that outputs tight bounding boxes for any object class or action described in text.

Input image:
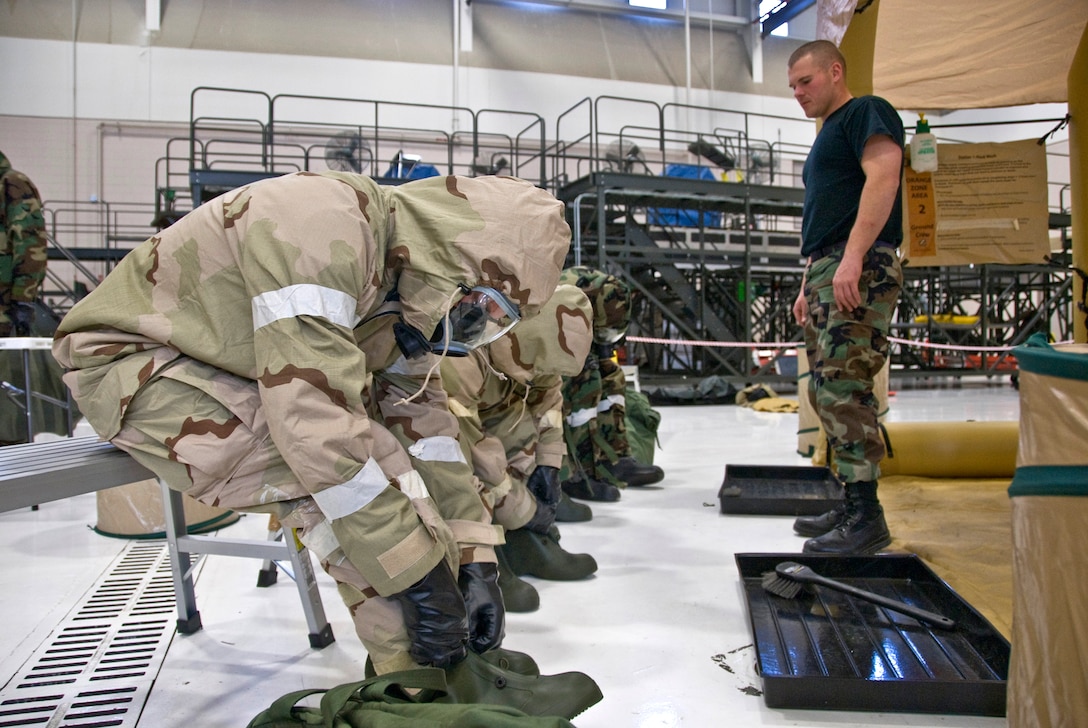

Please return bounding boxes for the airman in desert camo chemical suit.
[441,284,599,611]
[53,172,609,711]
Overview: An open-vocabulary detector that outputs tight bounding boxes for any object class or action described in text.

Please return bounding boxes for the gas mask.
[393,285,522,359]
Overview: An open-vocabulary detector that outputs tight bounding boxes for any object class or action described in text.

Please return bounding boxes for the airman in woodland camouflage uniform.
[53,172,605,713]
[441,285,598,611]
[788,40,904,555]
[558,266,664,502]
[0,150,73,446]
[0,150,47,338]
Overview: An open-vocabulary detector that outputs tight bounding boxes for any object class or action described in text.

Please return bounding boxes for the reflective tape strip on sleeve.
[311,457,390,521]
[408,435,467,464]
[396,469,431,500]
[598,393,625,412]
[566,406,596,428]
[252,284,361,331]
[296,519,341,563]
[540,409,563,430]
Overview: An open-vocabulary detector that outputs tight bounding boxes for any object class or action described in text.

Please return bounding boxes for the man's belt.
[808,240,897,262]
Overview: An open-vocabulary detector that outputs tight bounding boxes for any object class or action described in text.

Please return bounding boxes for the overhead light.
[629,0,667,9]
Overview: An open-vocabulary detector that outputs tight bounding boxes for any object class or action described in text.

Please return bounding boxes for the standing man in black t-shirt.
[787,40,905,554]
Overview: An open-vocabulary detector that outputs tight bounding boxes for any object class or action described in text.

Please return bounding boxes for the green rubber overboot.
[364,647,540,678]
[436,650,603,720]
[481,647,541,676]
[555,491,593,522]
[501,527,597,581]
[496,544,540,612]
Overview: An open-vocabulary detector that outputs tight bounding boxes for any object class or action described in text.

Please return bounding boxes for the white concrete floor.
[0,378,1019,727]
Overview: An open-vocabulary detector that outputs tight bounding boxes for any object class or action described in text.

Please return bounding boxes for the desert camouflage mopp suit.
[440,284,592,530]
[53,172,570,673]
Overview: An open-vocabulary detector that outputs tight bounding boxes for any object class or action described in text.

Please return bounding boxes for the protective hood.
[380,175,571,342]
[0,151,12,178]
[488,284,592,384]
[559,266,631,343]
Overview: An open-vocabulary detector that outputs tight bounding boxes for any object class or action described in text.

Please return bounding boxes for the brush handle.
[802,572,956,630]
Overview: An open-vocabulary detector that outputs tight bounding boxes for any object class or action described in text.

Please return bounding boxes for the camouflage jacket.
[54,172,570,592]
[558,266,631,346]
[0,151,47,336]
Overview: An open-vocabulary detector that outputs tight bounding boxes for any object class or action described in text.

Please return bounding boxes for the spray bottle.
[910,113,938,173]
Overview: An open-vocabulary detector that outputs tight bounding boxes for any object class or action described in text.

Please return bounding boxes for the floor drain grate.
[0,542,177,727]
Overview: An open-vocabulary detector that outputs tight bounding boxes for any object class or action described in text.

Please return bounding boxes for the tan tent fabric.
[1016,344,1088,468]
[1008,345,1088,726]
[1009,495,1088,726]
[847,0,1088,110]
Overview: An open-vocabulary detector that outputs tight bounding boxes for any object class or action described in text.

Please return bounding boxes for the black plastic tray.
[735,553,1009,716]
[719,465,843,515]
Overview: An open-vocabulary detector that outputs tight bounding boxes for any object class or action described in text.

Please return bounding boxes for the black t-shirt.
[800,95,905,257]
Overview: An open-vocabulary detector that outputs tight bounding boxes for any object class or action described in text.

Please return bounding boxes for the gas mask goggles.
[394,285,522,359]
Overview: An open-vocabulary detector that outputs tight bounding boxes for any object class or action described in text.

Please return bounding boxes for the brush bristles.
[761,571,805,599]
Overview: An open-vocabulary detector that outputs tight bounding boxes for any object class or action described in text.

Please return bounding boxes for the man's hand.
[389,561,468,668]
[832,251,864,312]
[458,562,505,654]
[522,465,561,534]
[792,289,808,327]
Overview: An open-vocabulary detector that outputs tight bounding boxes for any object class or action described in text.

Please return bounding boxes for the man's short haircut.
[788,39,847,77]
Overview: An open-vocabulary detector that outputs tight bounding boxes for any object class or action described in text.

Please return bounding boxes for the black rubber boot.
[501,527,598,581]
[604,456,665,487]
[555,491,593,522]
[802,481,891,555]
[561,475,621,502]
[793,503,846,537]
[437,650,603,720]
[496,543,540,613]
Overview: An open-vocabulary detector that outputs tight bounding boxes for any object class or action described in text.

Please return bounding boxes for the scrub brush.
[761,561,956,630]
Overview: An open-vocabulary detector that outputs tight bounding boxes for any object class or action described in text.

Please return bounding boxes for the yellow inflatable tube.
[880,421,1018,478]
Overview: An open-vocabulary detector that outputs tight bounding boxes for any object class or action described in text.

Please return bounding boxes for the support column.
[1070,22,1087,343]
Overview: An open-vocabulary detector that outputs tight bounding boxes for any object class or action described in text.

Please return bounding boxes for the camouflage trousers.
[561,355,629,486]
[109,358,457,676]
[802,244,902,484]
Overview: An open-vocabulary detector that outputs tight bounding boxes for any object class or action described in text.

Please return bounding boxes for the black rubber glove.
[389,561,468,669]
[457,562,505,654]
[10,302,35,337]
[522,465,560,534]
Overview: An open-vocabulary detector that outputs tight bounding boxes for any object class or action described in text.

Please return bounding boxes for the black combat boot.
[603,456,665,487]
[561,475,621,502]
[793,503,846,537]
[802,481,891,555]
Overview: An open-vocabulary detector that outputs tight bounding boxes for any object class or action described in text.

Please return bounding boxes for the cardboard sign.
[903,138,1050,266]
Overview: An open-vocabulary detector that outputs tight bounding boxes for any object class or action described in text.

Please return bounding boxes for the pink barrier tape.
[626,335,1072,353]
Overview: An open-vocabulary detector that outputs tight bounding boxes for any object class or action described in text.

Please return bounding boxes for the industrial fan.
[324,130,371,174]
[604,139,649,174]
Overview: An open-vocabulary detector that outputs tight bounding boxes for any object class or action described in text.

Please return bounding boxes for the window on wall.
[759,0,791,37]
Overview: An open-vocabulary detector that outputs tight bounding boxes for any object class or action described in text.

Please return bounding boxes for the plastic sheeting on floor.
[879,474,1013,639]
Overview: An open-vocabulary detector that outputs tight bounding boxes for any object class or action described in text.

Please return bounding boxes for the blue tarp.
[648,164,722,228]
[382,163,441,181]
